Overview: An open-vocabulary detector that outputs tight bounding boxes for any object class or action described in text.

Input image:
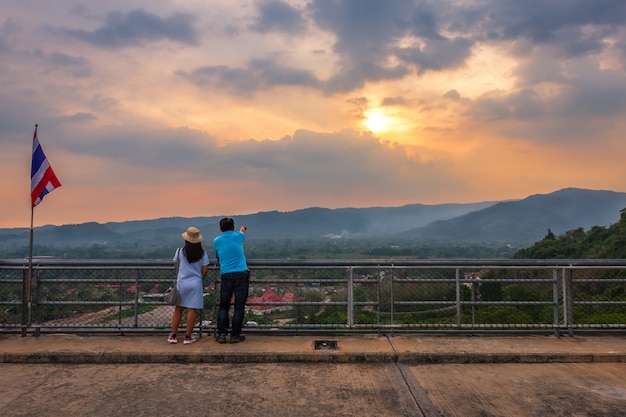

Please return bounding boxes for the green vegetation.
[4,208,625,330]
[482,208,626,327]
[2,237,519,260]
[99,305,157,323]
[514,208,626,259]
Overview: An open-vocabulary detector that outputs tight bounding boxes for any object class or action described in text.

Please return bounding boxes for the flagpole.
[26,123,61,336]
[23,124,38,337]
[22,123,39,337]
[24,207,34,337]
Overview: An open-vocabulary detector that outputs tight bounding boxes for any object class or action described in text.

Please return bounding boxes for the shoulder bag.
[164,248,181,306]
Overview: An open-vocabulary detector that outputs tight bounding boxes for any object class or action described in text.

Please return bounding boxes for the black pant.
[217,271,249,336]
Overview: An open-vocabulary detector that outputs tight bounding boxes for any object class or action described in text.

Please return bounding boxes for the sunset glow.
[363,110,391,133]
[1,1,625,228]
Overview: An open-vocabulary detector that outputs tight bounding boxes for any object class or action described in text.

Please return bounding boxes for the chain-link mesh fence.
[1,259,625,335]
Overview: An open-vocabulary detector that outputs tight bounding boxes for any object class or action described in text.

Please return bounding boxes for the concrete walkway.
[1,333,625,417]
[1,332,625,364]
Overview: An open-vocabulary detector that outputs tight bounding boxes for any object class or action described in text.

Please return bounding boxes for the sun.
[363,109,390,133]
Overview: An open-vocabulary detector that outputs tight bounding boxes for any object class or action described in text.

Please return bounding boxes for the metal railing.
[1,259,625,337]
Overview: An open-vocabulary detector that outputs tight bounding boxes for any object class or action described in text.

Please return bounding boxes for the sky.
[2,0,626,229]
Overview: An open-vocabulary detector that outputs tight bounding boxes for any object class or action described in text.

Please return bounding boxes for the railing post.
[1,258,624,335]
[21,268,29,337]
[390,265,395,337]
[213,270,220,338]
[552,268,559,337]
[376,265,381,337]
[33,267,41,337]
[347,267,354,328]
[133,269,140,329]
[455,268,461,328]
[118,277,123,328]
[562,268,574,337]
[471,281,477,330]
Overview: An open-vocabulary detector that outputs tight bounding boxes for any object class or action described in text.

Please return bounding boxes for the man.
[214,217,249,343]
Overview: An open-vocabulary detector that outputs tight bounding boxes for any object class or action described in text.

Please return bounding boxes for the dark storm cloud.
[59,125,217,172]
[443,89,461,101]
[0,36,8,52]
[467,0,626,60]
[176,66,261,93]
[381,96,407,106]
[556,70,626,118]
[477,0,626,42]
[61,112,98,123]
[54,124,447,194]
[172,0,626,97]
[304,0,478,90]
[308,0,415,93]
[0,94,33,138]
[308,0,413,56]
[59,9,199,48]
[248,58,320,86]
[466,64,626,141]
[0,92,65,140]
[323,63,409,94]
[249,0,308,34]
[89,94,119,112]
[176,58,321,95]
[46,52,91,78]
[1,18,22,52]
[618,40,626,68]
[207,129,449,194]
[396,36,473,73]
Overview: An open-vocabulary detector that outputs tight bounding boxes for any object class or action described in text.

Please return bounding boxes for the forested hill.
[513,208,626,259]
[1,187,626,259]
[407,188,626,245]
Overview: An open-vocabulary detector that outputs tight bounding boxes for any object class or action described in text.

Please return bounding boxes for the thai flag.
[31,128,61,207]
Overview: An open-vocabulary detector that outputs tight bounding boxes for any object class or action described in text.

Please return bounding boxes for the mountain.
[407,188,626,245]
[1,201,495,248]
[513,201,626,259]
[2,188,626,251]
[233,202,496,239]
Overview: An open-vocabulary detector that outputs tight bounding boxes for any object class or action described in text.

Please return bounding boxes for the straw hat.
[181,226,203,243]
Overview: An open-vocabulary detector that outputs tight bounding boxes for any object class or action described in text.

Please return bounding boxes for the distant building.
[246,287,303,314]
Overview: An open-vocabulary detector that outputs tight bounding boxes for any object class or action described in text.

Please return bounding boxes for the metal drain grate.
[314,340,338,350]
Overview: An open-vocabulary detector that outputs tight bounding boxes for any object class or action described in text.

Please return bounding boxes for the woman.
[168,226,209,344]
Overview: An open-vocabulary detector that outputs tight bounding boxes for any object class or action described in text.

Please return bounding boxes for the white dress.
[174,248,209,309]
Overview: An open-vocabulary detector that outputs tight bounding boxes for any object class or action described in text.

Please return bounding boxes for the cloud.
[0,36,8,52]
[176,58,322,95]
[323,63,409,94]
[308,0,415,56]
[472,63,626,122]
[618,39,626,69]
[61,112,98,123]
[205,129,460,199]
[47,123,456,201]
[249,0,308,34]
[556,69,626,118]
[397,36,474,73]
[2,0,626,227]
[58,9,199,48]
[471,0,626,53]
[45,52,91,78]
[308,0,415,92]
[462,61,626,143]
[443,90,461,101]
[53,125,217,172]
[381,96,408,106]
[176,1,626,96]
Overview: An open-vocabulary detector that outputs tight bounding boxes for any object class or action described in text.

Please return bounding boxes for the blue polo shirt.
[213,231,248,274]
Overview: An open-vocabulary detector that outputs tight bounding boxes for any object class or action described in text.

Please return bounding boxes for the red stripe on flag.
[30,128,62,207]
